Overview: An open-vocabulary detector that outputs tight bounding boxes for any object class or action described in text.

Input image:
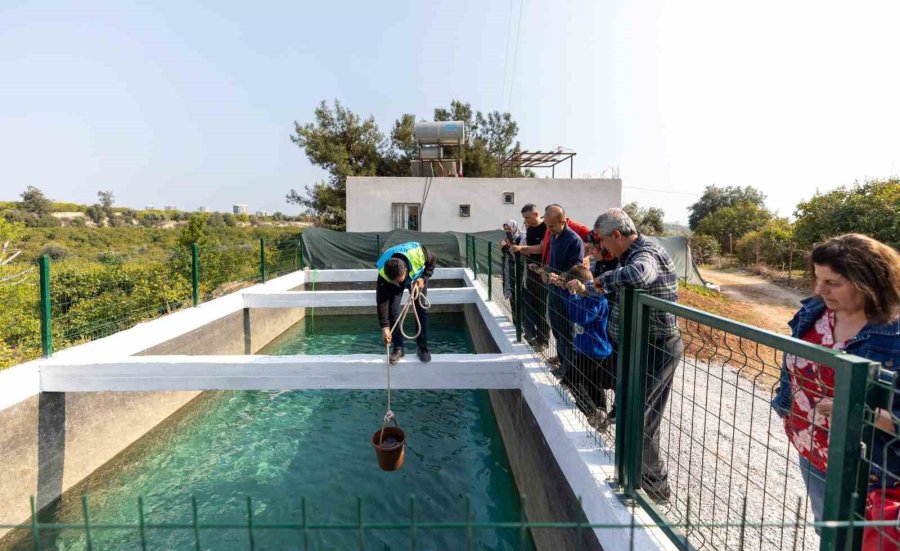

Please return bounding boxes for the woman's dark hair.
[810,233,900,324]
[384,257,408,281]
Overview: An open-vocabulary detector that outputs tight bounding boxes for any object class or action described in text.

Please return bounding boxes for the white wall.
[346,177,622,232]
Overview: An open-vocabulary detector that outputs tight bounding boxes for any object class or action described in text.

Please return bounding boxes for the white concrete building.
[233,204,249,215]
[346,177,622,232]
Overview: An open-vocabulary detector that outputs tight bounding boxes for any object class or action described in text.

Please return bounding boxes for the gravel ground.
[650,357,819,551]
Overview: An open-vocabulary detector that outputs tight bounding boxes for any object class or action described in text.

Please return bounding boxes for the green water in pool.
[6,314,532,550]
[258,312,475,355]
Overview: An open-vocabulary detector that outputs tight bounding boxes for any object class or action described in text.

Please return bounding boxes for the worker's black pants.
[386,285,428,350]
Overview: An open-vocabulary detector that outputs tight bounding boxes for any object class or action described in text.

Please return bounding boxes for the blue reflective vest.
[376,242,427,284]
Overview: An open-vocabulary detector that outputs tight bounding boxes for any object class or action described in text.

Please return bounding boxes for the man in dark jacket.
[375,242,437,364]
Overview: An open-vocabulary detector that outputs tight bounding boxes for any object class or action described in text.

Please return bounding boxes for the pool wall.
[0,268,676,550]
[0,272,315,540]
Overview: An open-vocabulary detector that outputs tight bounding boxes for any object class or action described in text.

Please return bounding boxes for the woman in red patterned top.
[776,234,900,547]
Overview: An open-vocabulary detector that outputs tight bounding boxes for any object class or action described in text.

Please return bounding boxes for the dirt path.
[699,268,807,334]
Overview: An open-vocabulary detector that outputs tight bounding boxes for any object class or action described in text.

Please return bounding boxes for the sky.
[1,1,898,224]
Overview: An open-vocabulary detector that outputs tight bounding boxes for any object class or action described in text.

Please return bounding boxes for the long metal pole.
[487,245,492,300]
[514,253,523,342]
[299,239,305,270]
[191,243,199,307]
[259,238,267,283]
[39,255,52,357]
[472,237,478,279]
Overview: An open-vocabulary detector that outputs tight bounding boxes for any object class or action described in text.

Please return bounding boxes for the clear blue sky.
[2,1,898,224]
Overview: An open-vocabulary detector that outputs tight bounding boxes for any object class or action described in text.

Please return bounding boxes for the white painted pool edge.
[0,268,485,406]
[0,266,675,550]
[40,353,522,391]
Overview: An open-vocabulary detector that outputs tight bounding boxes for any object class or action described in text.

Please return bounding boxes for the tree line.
[2,186,305,230]
[687,179,899,270]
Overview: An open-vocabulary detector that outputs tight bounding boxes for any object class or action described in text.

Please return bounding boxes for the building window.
[391,203,420,231]
[503,192,515,204]
[459,204,471,217]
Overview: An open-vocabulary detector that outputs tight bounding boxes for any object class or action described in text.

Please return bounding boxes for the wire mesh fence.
[467,235,617,456]
[5,493,897,551]
[49,250,193,348]
[0,236,306,368]
[632,304,817,550]
[466,233,900,551]
[0,262,41,368]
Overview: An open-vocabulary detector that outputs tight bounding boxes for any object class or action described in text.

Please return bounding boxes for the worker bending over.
[375,241,437,364]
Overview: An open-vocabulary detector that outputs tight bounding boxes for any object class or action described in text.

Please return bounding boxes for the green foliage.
[85,204,104,225]
[792,178,899,249]
[0,218,24,261]
[735,218,795,266]
[622,202,665,235]
[288,99,528,229]
[20,186,52,214]
[39,242,71,261]
[0,225,303,369]
[689,234,721,265]
[688,185,767,230]
[696,202,772,251]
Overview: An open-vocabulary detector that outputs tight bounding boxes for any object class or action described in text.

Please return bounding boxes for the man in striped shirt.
[574,208,683,503]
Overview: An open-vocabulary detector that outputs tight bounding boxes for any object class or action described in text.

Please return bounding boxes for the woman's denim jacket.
[772,296,900,490]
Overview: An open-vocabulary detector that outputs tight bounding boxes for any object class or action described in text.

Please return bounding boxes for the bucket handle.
[378,412,401,447]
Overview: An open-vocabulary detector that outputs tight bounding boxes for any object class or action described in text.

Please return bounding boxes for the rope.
[381,283,432,432]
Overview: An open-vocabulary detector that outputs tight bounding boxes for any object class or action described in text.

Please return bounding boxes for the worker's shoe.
[417,345,432,363]
[389,347,405,364]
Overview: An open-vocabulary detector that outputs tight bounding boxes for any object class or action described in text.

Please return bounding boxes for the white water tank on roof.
[415,121,465,145]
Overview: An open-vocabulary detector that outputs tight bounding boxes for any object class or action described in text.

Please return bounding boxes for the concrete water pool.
[7,388,530,550]
[0,268,673,551]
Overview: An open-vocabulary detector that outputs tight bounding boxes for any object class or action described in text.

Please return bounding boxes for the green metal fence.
[464,234,899,551]
[0,236,303,367]
[6,494,898,551]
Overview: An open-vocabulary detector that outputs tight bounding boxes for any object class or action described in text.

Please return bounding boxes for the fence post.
[376,234,381,258]
[464,235,469,269]
[514,253,524,342]
[259,238,267,283]
[191,243,199,307]
[38,255,52,357]
[299,239,305,270]
[819,358,874,550]
[624,289,649,497]
[472,237,478,279]
[615,287,637,488]
[487,245,492,300]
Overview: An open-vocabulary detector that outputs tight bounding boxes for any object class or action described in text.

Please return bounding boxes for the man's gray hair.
[594,208,637,237]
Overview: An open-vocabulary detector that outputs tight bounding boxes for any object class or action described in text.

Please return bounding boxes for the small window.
[503,192,515,204]
[459,204,471,217]
[391,203,420,230]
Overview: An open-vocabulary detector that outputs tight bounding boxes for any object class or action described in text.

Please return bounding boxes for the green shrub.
[690,234,721,265]
[39,242,70,260]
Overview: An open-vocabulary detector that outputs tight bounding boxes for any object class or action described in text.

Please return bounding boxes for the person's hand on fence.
[813,398,833,427]
[510,244,521,254]
[382,327,392,344]
[566,279,586,295]
[592,276,606,293]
